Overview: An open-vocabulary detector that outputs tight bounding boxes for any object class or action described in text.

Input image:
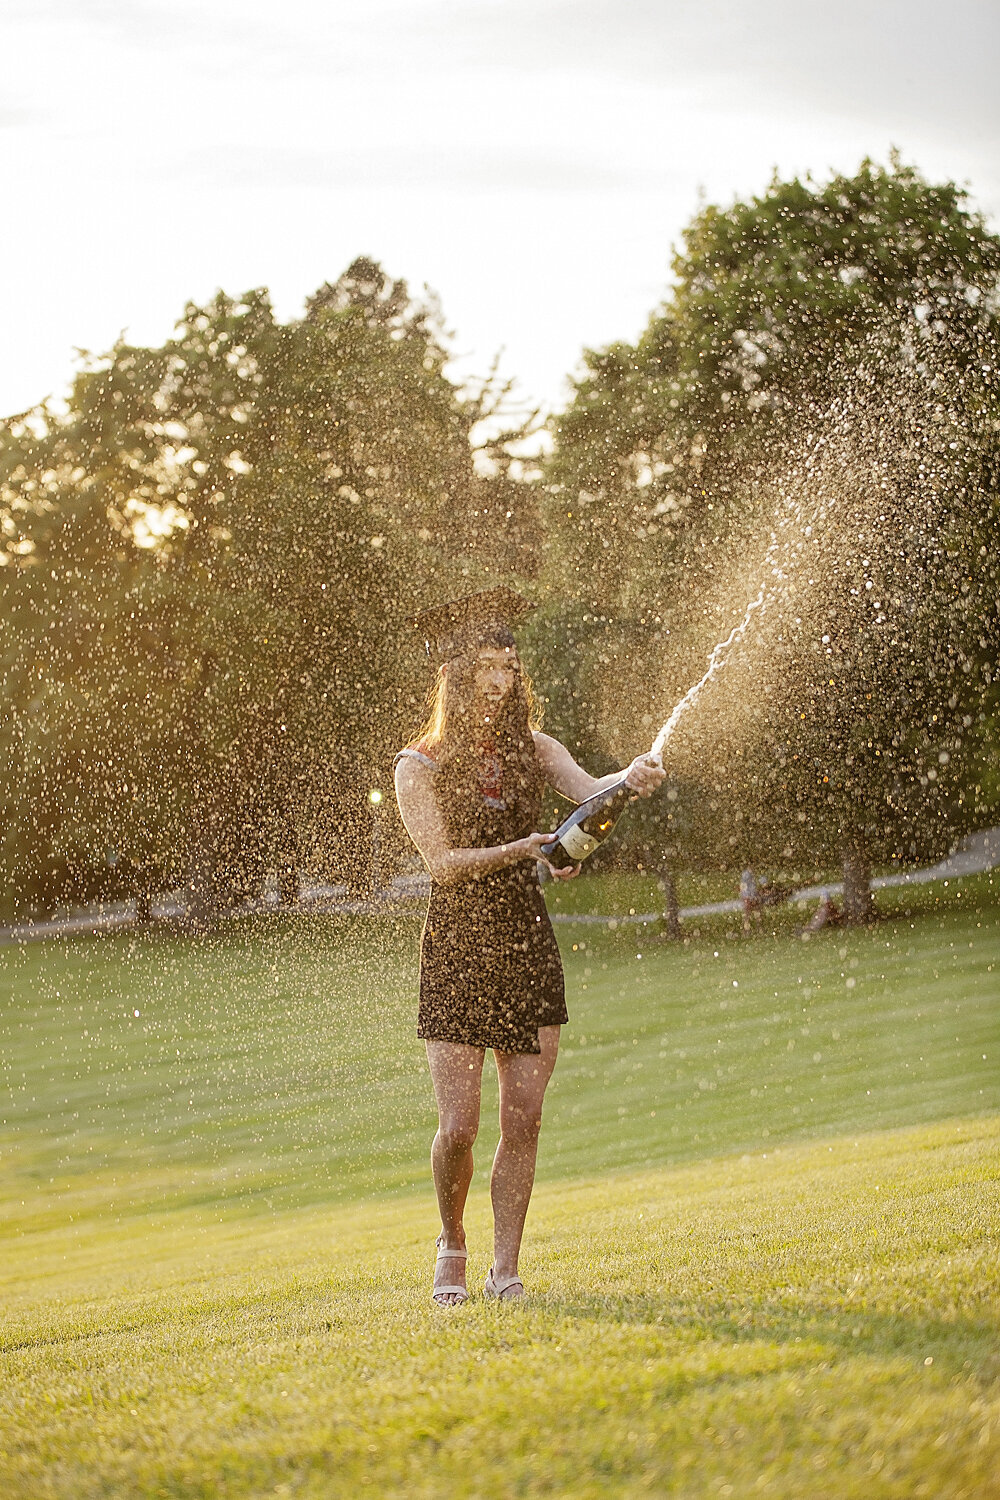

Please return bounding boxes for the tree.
[544,159,1000,909]
[0,261,541,917]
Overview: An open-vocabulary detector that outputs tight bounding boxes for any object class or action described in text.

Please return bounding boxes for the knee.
[438,1119,478,1154]
[500,1106,543,1150]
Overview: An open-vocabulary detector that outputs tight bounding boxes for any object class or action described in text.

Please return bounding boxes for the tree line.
[1,160,998,922]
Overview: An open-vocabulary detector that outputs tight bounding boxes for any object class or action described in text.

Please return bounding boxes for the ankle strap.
[435,1240,468,1260]
[489,1272,523,1295]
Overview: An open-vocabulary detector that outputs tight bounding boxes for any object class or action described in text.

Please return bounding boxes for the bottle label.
[560,824,599,860]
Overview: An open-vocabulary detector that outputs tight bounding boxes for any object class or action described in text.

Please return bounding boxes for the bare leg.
[490,1024,561,1293]
[425,1040,485,1304]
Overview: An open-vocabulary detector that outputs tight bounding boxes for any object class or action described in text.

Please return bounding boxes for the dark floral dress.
[396,743,567,1054]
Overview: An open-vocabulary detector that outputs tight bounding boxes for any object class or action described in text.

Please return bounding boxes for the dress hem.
[417,1022,564,1055]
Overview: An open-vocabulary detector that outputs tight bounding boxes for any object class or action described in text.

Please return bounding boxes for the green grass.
[542,866,738,916]
[540,860,915,919]
[542,860,989,923]
[2,873,998,1496]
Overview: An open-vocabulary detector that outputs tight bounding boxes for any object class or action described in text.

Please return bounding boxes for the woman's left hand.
[623,754,667,798]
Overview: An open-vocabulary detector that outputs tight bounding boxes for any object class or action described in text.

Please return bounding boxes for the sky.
[2,0,998,420]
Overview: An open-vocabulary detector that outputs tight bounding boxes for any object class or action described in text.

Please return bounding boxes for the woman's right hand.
[521,831,581,880]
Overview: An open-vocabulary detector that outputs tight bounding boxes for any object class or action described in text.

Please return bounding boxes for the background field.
[2,873,998,1496]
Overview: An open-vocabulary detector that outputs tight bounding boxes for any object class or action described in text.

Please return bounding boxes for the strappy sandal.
[432,1238,469,1307]
[484,1266,524,1301]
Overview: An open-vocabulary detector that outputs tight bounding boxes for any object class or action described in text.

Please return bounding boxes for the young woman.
[394,590,664,1306]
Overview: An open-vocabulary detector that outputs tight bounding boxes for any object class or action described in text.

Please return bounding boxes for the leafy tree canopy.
[543,158,1000,888]
[0,260,537,916]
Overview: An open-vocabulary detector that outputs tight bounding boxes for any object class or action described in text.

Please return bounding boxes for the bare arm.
[394,757,571,885]
[533,731,666,803]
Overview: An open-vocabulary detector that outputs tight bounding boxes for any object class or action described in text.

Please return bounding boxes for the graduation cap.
[412,587,535,662]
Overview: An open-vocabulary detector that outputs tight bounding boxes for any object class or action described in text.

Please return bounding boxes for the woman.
[394,589,664,1305]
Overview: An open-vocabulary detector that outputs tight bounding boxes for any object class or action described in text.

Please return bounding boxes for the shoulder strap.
[394,746,438,771]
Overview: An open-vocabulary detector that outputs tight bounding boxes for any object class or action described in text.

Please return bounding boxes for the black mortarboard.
[412,587,535,662]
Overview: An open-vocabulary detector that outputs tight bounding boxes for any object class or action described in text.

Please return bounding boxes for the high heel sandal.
[483,1266,524,1300]
[432,1238,469,1307]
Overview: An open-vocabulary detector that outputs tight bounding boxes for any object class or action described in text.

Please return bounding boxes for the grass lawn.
[541,860,986,924]
[542,866,741,916]
[1,872,998,1496]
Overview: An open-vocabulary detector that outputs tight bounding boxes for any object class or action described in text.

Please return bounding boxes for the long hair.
[409,633,543,828]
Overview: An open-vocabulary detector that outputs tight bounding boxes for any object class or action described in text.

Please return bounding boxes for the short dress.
[396,742,568,1054]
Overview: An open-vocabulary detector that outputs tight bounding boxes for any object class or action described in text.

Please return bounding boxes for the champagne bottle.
[540,774,634,869]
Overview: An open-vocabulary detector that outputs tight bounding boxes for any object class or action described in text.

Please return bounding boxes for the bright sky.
[2,0,998,419]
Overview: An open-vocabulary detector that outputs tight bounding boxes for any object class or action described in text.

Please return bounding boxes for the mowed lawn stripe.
[2,876,997,1235]
[545,886,997,1174]
[1,1117,997,1498]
